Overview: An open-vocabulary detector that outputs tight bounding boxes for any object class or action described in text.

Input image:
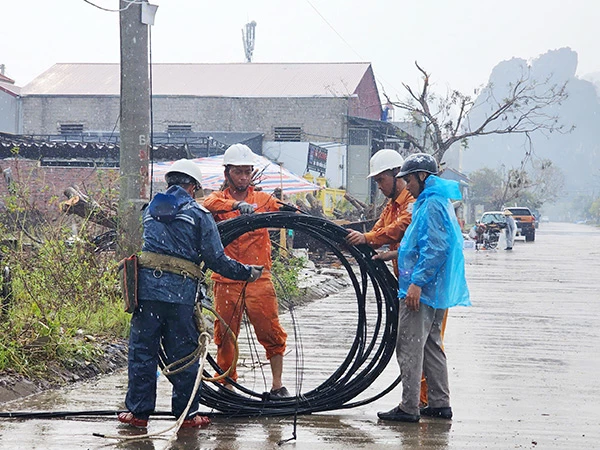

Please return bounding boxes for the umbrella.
[151,154,321,194]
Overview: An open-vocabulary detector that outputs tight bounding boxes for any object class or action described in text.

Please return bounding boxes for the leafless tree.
[385,62,571,163]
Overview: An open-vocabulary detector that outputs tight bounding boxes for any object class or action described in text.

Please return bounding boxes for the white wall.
[0,91,18,133]
[262,141,346,189]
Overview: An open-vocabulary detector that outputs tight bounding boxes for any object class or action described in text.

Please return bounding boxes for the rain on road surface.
[0,221,599,449]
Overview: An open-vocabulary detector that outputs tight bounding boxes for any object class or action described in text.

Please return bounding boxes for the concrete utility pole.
[118,0,151,257]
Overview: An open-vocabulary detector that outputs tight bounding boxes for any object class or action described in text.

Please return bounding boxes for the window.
[167,124,192,134]
[348,128,369,146]
[274,126,302,142]
[59,123,84,135]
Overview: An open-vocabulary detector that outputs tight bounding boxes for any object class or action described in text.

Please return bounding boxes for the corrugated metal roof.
[21,62,372,97]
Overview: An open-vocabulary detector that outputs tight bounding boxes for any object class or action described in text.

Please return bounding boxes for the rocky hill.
[445,47,600,199]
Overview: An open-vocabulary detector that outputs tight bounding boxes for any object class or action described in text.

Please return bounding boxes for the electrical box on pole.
[118,0,153,257]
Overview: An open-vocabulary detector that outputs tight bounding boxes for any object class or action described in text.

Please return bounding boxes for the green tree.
[468,168,503,211]
[588,197,600,224]
[469,160,564,211]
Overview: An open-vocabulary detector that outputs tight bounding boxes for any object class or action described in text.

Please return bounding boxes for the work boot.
[377,406,420,423]
[420,406,453,419]
[269,386,291,399]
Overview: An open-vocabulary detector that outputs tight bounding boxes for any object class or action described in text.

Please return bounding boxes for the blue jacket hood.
[418,175,462,202]
[147,185,192,223]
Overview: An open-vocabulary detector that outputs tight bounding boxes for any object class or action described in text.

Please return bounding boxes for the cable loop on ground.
[199,212,400,417]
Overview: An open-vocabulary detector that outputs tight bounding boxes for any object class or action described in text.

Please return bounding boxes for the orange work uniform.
[203,187,287,382]
[363,188,415,277]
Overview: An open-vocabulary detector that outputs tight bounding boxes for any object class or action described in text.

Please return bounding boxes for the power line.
[82,0,143,13]
[304,0,363,61]
[304,0,402,109]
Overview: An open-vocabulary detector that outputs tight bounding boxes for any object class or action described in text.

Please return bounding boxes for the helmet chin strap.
[225,170,249,193]
[388,169,401,200]
[389,177,399,200]
[416,173,428,196]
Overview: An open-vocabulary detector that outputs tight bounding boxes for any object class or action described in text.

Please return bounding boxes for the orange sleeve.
[363,190,414,249]
[208,188,275,283]
[203,191,237,215]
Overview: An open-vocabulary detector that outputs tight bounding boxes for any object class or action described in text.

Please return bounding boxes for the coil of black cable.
[199,211,401,417]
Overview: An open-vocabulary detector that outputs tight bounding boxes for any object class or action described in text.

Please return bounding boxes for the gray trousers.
[396,301,450,415]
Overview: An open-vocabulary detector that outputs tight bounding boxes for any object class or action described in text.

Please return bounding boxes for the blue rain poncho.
[397,175,471,309]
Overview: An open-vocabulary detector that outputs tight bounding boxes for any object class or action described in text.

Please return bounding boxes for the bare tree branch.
[386,63,570,163]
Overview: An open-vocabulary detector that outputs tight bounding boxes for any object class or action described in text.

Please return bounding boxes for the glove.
[279,204,297,212]
[235,201,255,215]
[247,265,264,282]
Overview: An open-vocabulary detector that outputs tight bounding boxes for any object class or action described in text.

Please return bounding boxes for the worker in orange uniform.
[345,149,414,277]
[346,149,443,408]
[203,143,290,399]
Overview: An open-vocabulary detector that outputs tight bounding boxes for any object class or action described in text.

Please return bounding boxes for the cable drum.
[199,211,401,417]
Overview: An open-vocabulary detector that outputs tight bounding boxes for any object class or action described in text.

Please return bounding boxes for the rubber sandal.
[118,411,148,428]
[181,415,211,428]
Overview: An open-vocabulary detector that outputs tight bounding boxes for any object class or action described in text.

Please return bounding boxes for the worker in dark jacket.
[119,159,262,429]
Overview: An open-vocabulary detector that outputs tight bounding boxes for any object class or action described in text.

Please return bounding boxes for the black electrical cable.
[198,212,400,417]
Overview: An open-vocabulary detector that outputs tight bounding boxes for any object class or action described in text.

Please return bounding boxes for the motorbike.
[469,221,506,250]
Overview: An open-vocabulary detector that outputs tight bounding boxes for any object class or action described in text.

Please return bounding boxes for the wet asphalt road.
[0,221,599,449]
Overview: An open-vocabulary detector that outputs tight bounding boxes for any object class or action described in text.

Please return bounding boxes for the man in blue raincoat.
[119,159,263,429]
[377,153,470,423]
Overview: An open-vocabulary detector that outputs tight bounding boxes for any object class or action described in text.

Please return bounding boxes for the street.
[0,221,599,449]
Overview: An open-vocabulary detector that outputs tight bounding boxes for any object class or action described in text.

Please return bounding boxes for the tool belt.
[137,251,205,280]
[118,252,204,314]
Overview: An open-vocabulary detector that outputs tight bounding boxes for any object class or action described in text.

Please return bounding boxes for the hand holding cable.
[234,201,255,215]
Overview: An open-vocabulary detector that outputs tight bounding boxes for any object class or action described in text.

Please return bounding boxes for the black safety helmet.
[395,153,438,178]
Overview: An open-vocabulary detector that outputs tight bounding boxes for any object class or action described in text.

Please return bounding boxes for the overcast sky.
[2,0,598,101]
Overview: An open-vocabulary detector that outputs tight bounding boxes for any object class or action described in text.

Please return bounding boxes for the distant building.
[0,71,20,134]
[19,62,380,140]
[14,62,389,197]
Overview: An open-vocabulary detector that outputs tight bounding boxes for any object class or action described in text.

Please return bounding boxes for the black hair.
[165,172,197,188]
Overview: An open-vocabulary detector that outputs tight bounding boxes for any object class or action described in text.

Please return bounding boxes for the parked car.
[505,206,536,242]
[479,211,506,226]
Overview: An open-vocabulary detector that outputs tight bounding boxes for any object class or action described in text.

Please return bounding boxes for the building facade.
[20,63,381,143]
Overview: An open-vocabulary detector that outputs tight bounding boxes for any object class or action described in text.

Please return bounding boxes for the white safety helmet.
[165,159,203,185]
[223,143,255,166]
[367,149,405,178]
